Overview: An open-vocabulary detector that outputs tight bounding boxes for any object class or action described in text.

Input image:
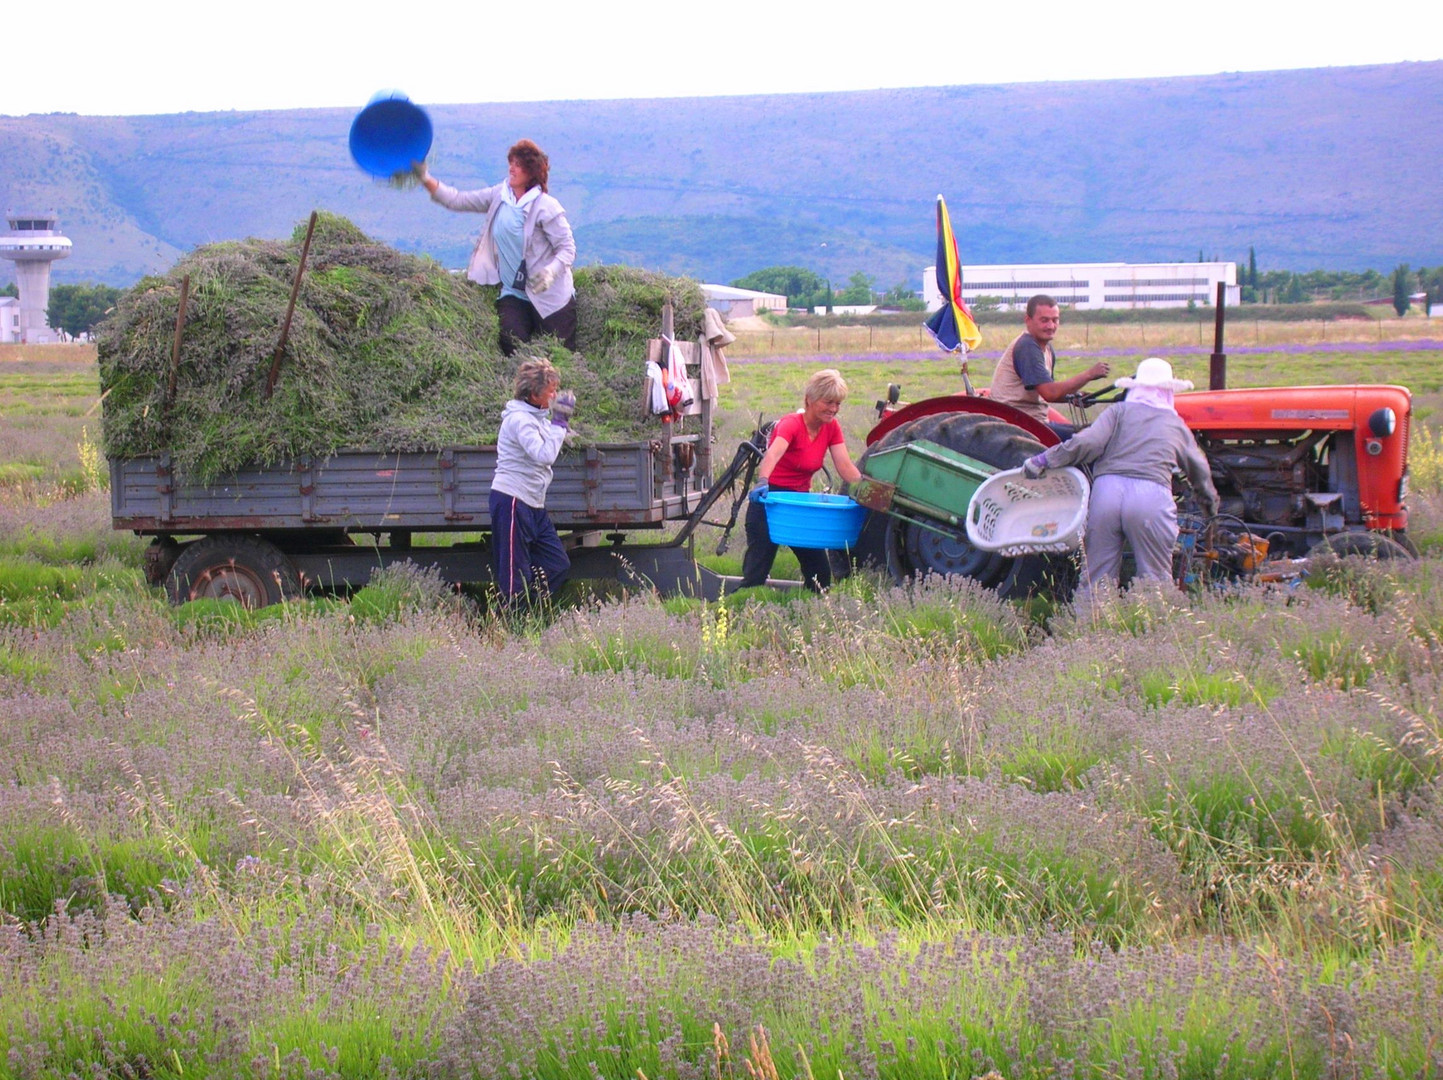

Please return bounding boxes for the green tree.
[1,282,17,298]
[836,271,874,306]
[1420,267,1443,315]
[880,281,925,311]
[47,284,122,338]
[1248,247,1257,287]
[1391,264,1412,316]
[730,266,826,309]
[1273,272,1305,304]
[1258,269,1290,303]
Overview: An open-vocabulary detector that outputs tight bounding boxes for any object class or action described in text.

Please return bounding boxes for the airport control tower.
[0,211,72,344]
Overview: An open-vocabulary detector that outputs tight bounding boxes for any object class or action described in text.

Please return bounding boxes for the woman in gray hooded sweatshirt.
[489,358,575,607]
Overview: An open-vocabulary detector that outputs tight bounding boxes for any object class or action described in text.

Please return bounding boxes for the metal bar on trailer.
[659,302,674,487]
[165,274,190,415]
[265,209,318,400]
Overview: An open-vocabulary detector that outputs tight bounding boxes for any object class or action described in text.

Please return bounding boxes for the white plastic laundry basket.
[965,466,1090,556]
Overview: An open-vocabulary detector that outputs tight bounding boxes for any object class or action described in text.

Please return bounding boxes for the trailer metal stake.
[166,274,190,414]
[265,209,319,400]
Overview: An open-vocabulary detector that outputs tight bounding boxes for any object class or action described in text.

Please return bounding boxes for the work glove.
[748,481,770,504]
[528,262,559,293]
[1023,454,1048,480]
[550,389,576,428]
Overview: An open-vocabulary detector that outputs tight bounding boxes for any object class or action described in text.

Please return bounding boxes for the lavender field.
[3,347,1443,1078]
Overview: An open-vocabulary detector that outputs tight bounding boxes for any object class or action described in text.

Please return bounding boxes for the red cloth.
[767,412,844,491]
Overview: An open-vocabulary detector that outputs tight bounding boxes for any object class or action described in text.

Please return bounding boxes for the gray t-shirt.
[1011,334,1054,389]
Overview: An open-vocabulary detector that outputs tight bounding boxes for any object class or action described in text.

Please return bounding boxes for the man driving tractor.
[990,294,1112,437]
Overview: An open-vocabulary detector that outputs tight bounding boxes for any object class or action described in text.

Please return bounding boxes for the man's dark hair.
[507,139,550,193]
[1026,294,1058,318]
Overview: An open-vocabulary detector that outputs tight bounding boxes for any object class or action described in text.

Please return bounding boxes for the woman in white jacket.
[489,358,575,607]
[417,139,577,356]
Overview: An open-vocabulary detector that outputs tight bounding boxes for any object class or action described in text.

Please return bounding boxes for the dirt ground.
[723,315,778,331]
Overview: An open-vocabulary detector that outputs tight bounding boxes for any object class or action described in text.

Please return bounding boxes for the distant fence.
[725,315,1439,358]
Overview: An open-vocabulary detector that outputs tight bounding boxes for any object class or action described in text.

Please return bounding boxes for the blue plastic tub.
[348,90,433,178]
[761,492,868,549]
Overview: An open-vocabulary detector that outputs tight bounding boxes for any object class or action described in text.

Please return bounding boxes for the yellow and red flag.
[923,194,982,353]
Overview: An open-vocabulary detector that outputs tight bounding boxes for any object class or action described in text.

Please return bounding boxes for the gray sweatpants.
[1081,474,1178,591]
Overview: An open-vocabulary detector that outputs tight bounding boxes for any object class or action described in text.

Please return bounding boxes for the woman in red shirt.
[740,369,863,592]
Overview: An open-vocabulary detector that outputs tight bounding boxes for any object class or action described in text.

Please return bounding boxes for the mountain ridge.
[2,61,1439,288]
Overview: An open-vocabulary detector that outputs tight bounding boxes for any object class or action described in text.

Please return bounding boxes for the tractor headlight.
[1368,406,1397,437]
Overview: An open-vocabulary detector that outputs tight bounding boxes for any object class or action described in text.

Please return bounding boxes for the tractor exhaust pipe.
[1209,281,1227,390]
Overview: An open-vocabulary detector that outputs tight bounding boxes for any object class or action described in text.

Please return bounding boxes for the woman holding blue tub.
[415,139,578,356]
[740,369,863,592]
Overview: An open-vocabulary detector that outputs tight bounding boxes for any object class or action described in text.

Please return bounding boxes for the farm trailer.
[109,420,764,608]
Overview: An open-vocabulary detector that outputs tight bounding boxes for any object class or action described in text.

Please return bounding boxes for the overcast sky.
[5,0,1440,117]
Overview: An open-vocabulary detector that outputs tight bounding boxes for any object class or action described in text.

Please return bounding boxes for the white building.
[0,296,20,344]
[923,261,1238,312]
[699,284,788,320]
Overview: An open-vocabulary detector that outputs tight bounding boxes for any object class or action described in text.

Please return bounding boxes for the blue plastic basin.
[762,492,868,549]
[348,90,433,178]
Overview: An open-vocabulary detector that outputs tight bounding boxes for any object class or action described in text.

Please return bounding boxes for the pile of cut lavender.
[97,212,705,483]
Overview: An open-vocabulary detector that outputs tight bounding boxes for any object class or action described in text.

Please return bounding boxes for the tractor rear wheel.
[166,535,303,609]
[852,412,1069,598]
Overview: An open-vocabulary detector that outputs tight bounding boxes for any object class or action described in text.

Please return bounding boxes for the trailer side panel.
[111,442,698,534]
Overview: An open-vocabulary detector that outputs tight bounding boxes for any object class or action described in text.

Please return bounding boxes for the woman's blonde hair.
[514,357,560,401]
[804,369,849,405]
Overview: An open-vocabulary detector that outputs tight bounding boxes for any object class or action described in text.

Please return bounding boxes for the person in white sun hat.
[1023,357,1219,594]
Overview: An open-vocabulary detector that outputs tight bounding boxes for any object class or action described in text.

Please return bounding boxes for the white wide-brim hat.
[1115,356,1193,392]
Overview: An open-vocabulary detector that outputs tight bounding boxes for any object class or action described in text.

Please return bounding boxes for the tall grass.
[3,337,1443,1077]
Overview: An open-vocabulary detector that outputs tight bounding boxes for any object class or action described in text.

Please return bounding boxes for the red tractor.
[843,373,1414,595]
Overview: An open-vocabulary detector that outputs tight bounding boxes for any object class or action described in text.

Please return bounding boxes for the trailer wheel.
[857,412,1066,598]
[1307,532,1416,560]
[166,535,303,609]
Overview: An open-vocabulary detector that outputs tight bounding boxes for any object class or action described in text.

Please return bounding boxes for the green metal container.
[853,439,996,537]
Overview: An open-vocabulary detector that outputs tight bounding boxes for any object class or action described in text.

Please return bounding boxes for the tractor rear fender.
[866,395,1061,448]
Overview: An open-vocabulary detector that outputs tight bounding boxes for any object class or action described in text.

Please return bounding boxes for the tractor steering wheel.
[1072,386,1125,409]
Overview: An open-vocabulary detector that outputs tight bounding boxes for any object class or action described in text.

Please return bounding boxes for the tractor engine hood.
[1176,384,1412,531]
